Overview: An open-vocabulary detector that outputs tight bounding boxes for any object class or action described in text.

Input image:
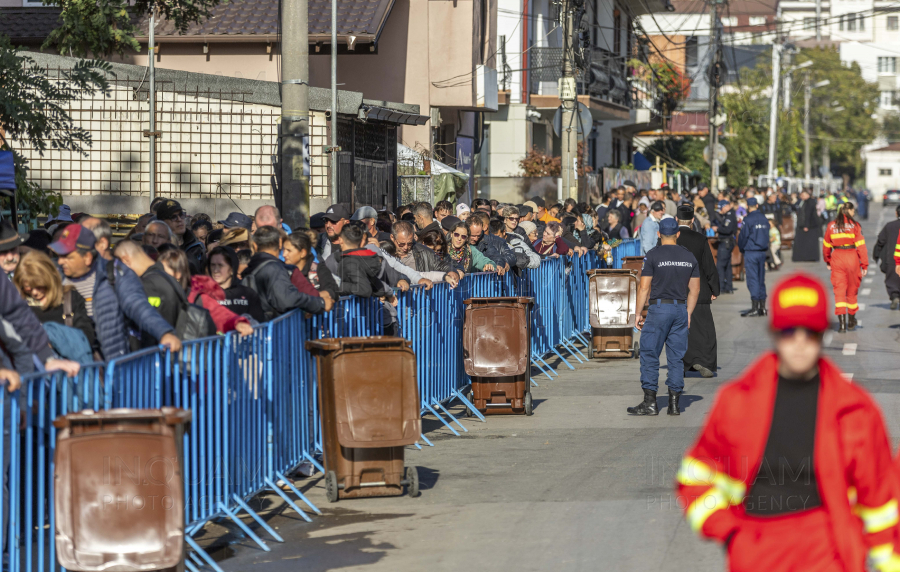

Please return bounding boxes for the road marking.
[864,278,873,284]
[824,332,834,346]
[842,343,857,356]
[859,303,866,311]
[861,288,871,296]
[842,373,854,381]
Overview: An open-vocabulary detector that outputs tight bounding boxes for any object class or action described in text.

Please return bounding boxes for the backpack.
[175,296,217,340]
[241,259,277,320]
[43,322,93,364]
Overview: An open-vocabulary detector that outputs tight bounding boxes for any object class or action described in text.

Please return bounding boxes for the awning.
[363,105,429,126]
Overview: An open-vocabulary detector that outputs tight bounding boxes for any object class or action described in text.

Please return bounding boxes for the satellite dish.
[552,102,594,140]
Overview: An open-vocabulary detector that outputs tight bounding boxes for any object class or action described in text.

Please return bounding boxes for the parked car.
[884,189,900,206]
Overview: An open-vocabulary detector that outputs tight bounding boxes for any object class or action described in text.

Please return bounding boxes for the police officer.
[628,218,700,417]
[713,198,737,294]
[739,197,771,317]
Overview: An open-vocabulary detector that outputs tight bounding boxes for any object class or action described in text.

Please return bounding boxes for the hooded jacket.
[242,252,325,319]
[189,275,249,333]
[475,233,518,268]
[505,233,541,269]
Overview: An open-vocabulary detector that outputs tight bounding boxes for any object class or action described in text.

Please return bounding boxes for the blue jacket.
[0,273,55,367]
[476,234,518,268]
[738,210,770,252]
[87,258,175,359]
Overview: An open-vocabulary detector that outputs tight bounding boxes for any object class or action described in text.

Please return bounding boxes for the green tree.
[1,0,222,218]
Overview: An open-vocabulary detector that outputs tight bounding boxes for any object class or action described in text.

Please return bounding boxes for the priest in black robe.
[792,189,821,262]
[675,205,720,377]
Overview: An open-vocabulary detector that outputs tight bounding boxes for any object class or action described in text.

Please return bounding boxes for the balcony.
[528,47,661,122]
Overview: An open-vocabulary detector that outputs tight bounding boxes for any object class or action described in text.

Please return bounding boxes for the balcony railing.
[527,47,638,108]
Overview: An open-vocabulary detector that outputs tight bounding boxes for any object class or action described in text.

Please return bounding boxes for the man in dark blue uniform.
[628,218,700,417]
[738,197,771,317]
[713,198,737,294]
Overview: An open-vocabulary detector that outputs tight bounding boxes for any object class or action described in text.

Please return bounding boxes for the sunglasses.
[776,327,823,339]
[505,216,520,222]
[452,232,468,239]
[396,240,415,248]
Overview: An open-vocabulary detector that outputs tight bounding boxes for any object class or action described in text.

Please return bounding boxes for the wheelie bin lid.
[54,407,190,572]
[306,336,420,448]
[463,299,531,377]
[463,296,534,306]
[589,271,638,328]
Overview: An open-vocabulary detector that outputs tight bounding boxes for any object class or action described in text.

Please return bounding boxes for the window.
[889,16,899,30]
[685,36,698,68]
[859,14,865,31]
[880,168,893,176]
[848,15,856,31]
[720,16,738,26]
[878,56,897,73]
[613,9,621,56]
[839,15,845,30]
[881,91,895,107]
[804,17,816,29]
[750,16,766,26]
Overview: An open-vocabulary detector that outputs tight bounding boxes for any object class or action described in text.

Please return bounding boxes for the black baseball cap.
[441,215,461,231]
[623,179,636,188]
[156,199,185,221]
[322,203,351,222]
[650,201,666,212]
[310,213,326,229]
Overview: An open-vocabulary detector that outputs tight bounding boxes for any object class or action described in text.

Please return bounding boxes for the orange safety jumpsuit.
[676,354,900,572]
[823,220,868,315]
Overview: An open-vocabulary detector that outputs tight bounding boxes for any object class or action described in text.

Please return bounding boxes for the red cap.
[770,272,829,333]
[49,224,96,256]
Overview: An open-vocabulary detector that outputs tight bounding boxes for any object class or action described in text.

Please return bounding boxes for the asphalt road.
[210,205,900,572]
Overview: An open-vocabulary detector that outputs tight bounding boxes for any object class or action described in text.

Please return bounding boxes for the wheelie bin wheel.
[587,343,594,360]
[406,466,420,497]
[524,392,534,416]
[325,470,339,503]
[464,391,474,417]
[633,341,640,359]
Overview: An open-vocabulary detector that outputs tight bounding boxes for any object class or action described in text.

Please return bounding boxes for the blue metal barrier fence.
[4,240,638,571]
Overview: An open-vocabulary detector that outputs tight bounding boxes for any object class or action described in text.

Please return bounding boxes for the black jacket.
[300,257,339,299]
[475,234,517,268]
[411,243,452,273]
[0,271,55,366]
[242,252,325,319]
[138,263,188,347]
[29,288,97,352]
[676,225,720,303]
[328,248,391,298]
[181,229,207,272]
[874,218,900,274]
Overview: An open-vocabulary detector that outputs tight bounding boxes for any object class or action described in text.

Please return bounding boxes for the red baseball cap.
[49,224,96,256]
[770,272,829,333]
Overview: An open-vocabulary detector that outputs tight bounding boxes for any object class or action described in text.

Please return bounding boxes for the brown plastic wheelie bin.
[305,337,422,502]
[586,269,640,359]
[462,297,535,416]
[54,407,191,572]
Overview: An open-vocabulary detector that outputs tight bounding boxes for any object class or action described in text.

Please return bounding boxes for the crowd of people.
[0,194,633,378]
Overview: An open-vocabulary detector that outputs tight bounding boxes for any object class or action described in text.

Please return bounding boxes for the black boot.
[838,314,847,333]
[743,300,764,317]
[740,300,757,316]
[892,298,899,310]
[758,299,767,316]
[627,389,659,416]
[667,390,682,416]
[848,313,857,331]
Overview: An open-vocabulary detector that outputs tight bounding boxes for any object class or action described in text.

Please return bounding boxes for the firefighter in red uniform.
[675,273,900,572]
[824,202,868,333]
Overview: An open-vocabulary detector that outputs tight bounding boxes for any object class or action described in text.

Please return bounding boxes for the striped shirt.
[64,270,97,317]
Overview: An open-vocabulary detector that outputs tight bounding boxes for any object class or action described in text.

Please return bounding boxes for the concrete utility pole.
[815,0,822,41]
[708,2,719,194]
[766,42,781,181]
[330,0,339,205]
[148,7,156,206]
[803,71,811,181]
[560,0,578,200]
[279,0,310,228]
